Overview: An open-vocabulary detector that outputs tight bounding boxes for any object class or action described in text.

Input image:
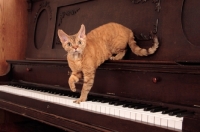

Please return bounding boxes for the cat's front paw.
[73,97,87,104]
[110,56,114,60]
[70,87,76,92]
[69,83,76,92]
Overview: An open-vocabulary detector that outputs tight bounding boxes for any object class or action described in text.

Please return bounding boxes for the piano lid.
[26,0,200,63]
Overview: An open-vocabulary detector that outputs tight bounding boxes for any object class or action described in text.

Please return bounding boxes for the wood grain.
[0,0,28,76]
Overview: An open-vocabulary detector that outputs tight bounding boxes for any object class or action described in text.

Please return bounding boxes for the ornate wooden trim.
[131,0,161,12]
[34,1,52,23]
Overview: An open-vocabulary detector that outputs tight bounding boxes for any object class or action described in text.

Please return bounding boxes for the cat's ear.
[77,24,86,39]
[58,29,68,43]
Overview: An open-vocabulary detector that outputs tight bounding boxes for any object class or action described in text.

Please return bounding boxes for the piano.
[0,0,200,131]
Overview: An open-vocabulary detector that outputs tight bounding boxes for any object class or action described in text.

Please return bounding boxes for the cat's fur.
[58,22,159,103]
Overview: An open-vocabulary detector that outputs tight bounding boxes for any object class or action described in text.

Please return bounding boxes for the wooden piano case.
[1,0,200,131]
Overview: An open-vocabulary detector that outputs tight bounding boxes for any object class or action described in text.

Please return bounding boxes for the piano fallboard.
[7,60,200,107]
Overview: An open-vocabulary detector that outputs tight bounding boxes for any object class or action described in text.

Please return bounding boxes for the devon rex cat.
[58,22,159,103]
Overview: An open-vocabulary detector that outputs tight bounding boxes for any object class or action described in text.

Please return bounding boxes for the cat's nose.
[73,46,78,49]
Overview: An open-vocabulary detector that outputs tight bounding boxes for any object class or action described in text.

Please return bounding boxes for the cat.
[58,22,159,103]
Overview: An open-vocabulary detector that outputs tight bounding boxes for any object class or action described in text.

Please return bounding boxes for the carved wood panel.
[182,0,200,46]
[26,0,200,62]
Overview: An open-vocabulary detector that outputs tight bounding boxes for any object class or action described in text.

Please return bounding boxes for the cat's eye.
[67,42,71,46]
[78,41,82,45]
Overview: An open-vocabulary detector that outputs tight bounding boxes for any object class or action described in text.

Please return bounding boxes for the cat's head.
[58,24,86,55]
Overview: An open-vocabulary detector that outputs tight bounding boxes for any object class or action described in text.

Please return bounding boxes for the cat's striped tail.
[128,32,159,56]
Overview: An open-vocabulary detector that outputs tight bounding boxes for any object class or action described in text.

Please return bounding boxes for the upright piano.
[0,0,200,131]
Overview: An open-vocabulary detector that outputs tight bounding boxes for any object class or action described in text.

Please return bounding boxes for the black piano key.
[134,104,152,109]
[87,96,96,101]
[96,98,104,102]
[176,111,194,117]
[67,94,73,97]
[101,99,110,103]
[169,110,187,116]
[63,93,70,96]
[113,101,123,106]
[98,97,107,102]
[93,97,107,102]
[109,100,120,105]
[122,103,132,107]
[128,103,146,108]
[127,103,139,108]
[114,101,131,106]
[144,106,162,111]
[89,98,95,101]
[122,101,139,107]
[88,96,117,103]
[162,108,180,114]
[108,100,116,105]
[90,98,98,101]
[150,107,168,113]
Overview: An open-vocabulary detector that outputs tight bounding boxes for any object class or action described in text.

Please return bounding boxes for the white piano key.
[87,101,93,110]
[118,107,138,120]
[81,101,89,109]
[161,115,177,127]
[141,111,152,123]
[130,110,138,120]
[79,101,85,109]
[114,105,124,116]
[59,95,66,105]
[147,111,167,124]
[168,117,183,130]
[66,97,76,107]
[109,105,115,115]
[124,109,132,119]
[44,93,51,101]
[100,103,110,114]
[91,102,97,111]
[53,94,61,104]
[96,103,101,112]
[154,112,167,125]
[82,101,108,113]
[175,117,183,130]
[148,114,155,124]
[136,109,148,121]
[119,108,125,117]
[98,102,111,114]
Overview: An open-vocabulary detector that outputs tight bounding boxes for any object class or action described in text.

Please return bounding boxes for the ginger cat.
[58,22,159,103]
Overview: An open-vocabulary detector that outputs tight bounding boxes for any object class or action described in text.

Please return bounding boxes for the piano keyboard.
[0,84,193,131]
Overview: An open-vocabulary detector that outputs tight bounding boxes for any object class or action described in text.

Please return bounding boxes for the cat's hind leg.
[68,72,82,92]
[110,50,126,60]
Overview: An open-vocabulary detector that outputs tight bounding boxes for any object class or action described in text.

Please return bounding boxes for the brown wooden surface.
[0,110,66,132]
[0,0,28,76]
